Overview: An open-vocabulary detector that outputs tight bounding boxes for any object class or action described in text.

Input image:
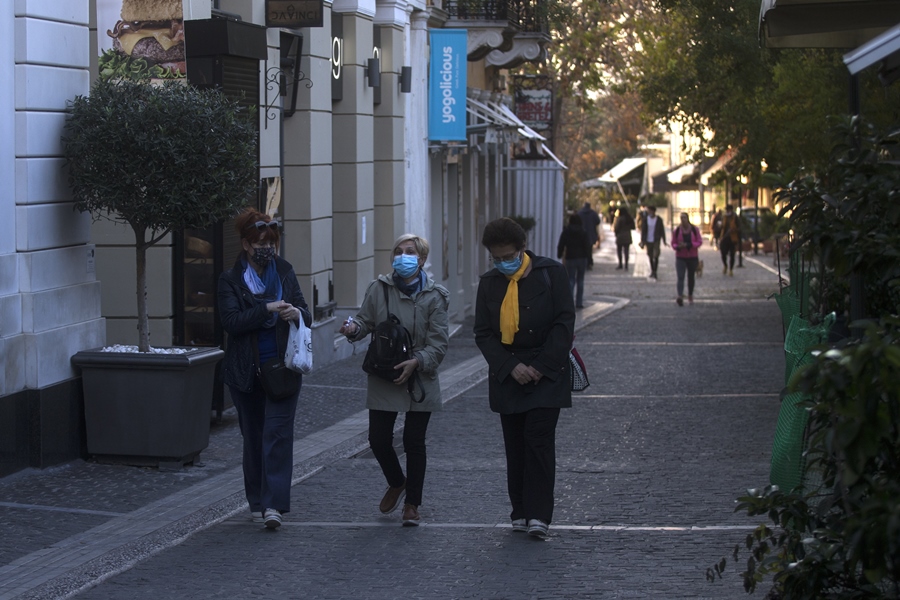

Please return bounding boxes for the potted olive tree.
[66,78,257,466]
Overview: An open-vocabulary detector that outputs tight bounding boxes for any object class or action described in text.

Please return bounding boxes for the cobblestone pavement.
[0,228,789,599]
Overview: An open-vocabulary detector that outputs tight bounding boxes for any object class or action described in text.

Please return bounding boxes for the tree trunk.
[133,225,151,352]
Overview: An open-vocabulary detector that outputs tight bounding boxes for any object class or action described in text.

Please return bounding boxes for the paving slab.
[0,229,788,599]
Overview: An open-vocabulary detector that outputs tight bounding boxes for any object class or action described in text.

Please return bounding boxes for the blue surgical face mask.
[494,252,522,276]
[392,254,420,278]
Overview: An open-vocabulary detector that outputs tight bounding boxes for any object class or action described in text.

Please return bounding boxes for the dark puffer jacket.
[556,225,592,261]
[473,252,575,415]
[217,255,311,393]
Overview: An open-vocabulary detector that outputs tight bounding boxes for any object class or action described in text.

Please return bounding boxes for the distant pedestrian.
[577,201,601,269]
[606,202,617,230]
[474,218,575,539]
[639,205,667,279]
[339,234,450,526]
[612,206,636,270]
[717,204,741,276]
[556,214,591,308]
[710,207,723,249]
[217,208,312,530]
[635,203,647,234]
[672,212,702,306]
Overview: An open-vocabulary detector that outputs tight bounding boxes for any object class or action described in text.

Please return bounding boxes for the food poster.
[96,0,187,81]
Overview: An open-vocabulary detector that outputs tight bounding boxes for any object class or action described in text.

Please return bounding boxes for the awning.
[653,163,698,192]
[699,149,737,186]
[759,0,900,49]
[466,97,521,131]
[844,22,900,84]
[466,97,565,167]
[579,157,647,189]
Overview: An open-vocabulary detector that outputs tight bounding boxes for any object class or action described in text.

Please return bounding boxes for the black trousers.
[499,407,561,524]
[616,243,630,267]
[645,240,661,275]
[368,410,432,507]
[720,237,737,269]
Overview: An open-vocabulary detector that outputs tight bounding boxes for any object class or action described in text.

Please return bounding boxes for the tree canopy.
[524,0,900,193]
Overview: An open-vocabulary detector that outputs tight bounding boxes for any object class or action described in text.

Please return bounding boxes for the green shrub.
[709,317,900,598]
[64,78,258,351]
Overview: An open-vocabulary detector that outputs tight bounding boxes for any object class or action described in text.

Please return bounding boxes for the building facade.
[0,0,559,477]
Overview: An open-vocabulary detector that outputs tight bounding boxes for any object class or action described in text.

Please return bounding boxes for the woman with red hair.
[217,208,311,530]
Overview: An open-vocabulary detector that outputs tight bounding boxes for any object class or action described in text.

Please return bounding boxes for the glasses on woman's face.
[246,220,279,232]
[490,250,519,263]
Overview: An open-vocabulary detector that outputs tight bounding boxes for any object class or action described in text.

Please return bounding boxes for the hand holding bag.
[360,282,425,403]
[569,335,590,392]
[285,319,313,374]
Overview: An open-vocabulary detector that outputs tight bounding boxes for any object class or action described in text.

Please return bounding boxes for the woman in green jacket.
[339,234,450,526]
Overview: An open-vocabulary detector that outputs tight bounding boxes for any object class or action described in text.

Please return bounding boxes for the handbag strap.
[381,280,425,404]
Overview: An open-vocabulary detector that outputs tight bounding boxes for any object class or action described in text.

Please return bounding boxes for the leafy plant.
[774,117,900,318]
[708,317,900,598]
[757,210,790,241]
[63,78,258,352]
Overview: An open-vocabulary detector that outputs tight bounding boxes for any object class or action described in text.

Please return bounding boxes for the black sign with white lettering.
[331,15,343,101]
[266,0,323,28]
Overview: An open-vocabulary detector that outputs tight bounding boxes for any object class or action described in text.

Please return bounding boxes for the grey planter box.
[71,347,224,467]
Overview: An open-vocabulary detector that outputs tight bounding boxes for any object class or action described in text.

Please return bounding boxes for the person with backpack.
[474,218,575,539]
[671,212,703,306]
[717,204,741,276]
[338,234,449,526]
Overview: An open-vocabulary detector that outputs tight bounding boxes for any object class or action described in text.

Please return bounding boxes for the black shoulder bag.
[254,331,301,401]
[361,282,425,403]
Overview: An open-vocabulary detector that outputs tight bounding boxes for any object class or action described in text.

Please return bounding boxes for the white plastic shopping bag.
[285,319,313,374]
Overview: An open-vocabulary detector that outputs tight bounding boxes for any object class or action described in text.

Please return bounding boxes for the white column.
[11,0,104,392]
[404,8,429,241]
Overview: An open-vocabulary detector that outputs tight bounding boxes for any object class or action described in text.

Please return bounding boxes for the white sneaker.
[527,519,549,538]
[251,511,263,523]
[263,508,282,529]
[511,518,527,532]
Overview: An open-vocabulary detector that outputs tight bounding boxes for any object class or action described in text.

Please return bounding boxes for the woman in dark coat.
[556,213,592,308]
[217,208,312,530]
[474,217,575,539]
[612,206,636,270]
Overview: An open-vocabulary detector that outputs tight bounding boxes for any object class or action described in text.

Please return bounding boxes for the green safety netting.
[770,390,810,493]
[769,312,835,492]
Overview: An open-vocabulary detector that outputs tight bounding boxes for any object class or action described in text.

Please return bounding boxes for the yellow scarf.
[499,253,531,344]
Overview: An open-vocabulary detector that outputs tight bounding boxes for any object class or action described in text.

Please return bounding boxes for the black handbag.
[254,334,300,401]
[361,282,425,403]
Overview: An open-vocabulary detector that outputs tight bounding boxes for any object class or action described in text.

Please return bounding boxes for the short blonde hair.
[392,233,430,259]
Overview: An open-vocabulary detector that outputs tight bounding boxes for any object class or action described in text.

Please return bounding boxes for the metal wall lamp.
[399,66,412,93]
[365,57,381,88]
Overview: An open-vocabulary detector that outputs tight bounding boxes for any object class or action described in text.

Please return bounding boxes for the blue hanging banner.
[428,29,468,142]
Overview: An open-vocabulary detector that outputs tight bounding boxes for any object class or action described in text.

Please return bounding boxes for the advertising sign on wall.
[428,29,467,142]
[515,89,552,131]
[96,0,187,81]
[266,0,324,28]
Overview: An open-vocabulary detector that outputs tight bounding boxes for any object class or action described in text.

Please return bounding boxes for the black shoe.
[615,265,623,270]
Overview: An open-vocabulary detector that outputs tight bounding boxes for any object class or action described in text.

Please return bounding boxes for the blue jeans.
[229,378,300,513]
[675,256,699,297]
[565,257,587,307]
